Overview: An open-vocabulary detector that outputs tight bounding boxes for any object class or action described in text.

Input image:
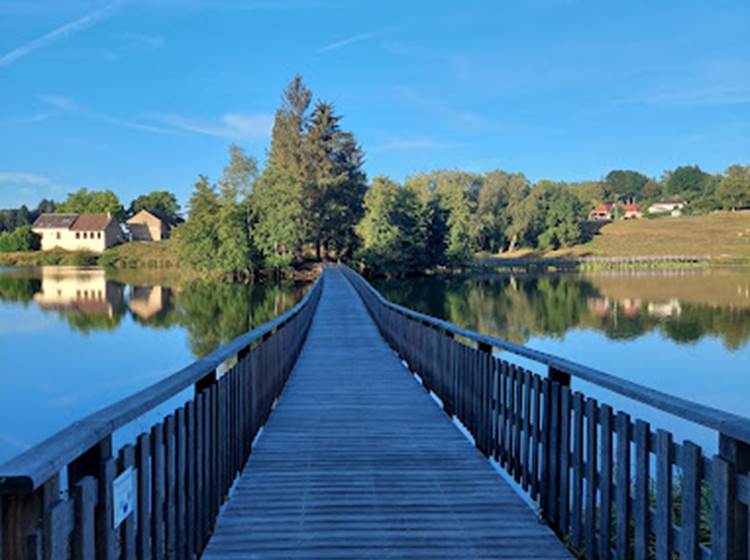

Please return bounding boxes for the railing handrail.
[343,266,750,444]
[0,273,324,493]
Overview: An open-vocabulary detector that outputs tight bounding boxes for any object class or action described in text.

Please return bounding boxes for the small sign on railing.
[113,467,137,528]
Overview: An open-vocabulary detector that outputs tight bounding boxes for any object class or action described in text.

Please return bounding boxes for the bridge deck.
[202,268,571,559]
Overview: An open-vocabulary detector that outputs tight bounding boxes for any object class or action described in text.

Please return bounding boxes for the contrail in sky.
[0,1,122,68]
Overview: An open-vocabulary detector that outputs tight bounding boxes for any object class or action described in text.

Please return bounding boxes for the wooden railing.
[0,274,324,560]
[342,266,750,560]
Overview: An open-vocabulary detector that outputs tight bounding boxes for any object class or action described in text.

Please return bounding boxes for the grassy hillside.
[498,212,750,259]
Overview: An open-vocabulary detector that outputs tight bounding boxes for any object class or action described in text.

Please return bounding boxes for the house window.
[56,232,61,239]
[84,232,88,239]
[76,232,80,239]
[97,232,102,239]
[39,232,43,238]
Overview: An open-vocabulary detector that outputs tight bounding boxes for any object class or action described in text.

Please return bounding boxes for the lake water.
[0,266,307,464]
[2,266,749,464]
[374,268,750,451]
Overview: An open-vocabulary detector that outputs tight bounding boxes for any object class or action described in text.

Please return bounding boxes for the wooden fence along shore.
[480,255,711,270]
[1,265,749,559]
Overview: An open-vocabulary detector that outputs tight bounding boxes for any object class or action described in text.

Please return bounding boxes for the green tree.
[718,164,750,210]
[216,146,259,274]
[58,188,126,220]
[476,171,530,253]
[252,76,310,269]
[356,177,427,275]
[664,165,712,197]
[174,176,221,270]
[129,191,181,220]
[304,101,367,258]
[605,170,649,198]
[511,183,585,250]
[405,171,479,266]
[0,226,41,252]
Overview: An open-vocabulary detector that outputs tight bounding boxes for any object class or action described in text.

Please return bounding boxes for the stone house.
[126,209,181,241]
[32,213,122,253]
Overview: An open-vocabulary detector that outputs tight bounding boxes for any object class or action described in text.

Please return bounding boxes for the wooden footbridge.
[2,267,750,559]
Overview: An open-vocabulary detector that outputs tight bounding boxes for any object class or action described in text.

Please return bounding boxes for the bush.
[0,226,41,252]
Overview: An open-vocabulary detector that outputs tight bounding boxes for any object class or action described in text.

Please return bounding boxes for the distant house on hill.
[589,203,614,221]
[622,203,643,220]
[126,209,182,241]
[648,199,686,217]
[32,213,123,253]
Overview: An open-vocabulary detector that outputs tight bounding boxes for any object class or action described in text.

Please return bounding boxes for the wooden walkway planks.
[202,268,571,559]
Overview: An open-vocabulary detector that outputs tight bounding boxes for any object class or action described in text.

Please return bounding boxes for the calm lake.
[374,267,750,451]
[0,266,307,464]
[1,266,749,464]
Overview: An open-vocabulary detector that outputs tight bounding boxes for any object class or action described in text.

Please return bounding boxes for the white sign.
[113,467,137,528]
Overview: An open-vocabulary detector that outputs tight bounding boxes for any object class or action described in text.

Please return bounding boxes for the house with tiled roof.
[126,209,183,241]
[31,213,123,253]
[622,203,643,219]
[588,203,614,221]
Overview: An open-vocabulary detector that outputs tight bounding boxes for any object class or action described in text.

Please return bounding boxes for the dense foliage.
[0,226,40,252]
[129,191,181,221]
[57,188,127,220]
[2,75,749,276]
[177,76,367,274]
[0,199,56,233]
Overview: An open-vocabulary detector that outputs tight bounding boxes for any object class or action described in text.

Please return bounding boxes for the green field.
[496,211,750,260]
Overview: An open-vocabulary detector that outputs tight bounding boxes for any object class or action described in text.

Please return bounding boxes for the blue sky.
[1,0,748,209]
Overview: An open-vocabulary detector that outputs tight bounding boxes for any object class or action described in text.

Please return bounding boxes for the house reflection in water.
[647,299,682,319]
[128,285,170,320]
[33,267,124,317]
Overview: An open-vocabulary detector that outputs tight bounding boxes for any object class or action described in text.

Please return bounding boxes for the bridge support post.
[541,366,571,530]
[716,434,750,559]
[476,342,494,458]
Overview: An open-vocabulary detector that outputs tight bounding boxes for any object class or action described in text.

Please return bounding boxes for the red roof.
[623,204,641,212]
[70,214,115,231]
[592,203,613,213]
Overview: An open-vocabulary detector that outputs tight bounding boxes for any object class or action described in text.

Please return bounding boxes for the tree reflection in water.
[374,269,750,350]
[0,267,307,357]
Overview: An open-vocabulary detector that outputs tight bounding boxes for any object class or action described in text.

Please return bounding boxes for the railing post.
[0,486,48,560]
[717,433,750,559]
[69,435,115,560]
[476,342,493,457]
[195,370,217,395]
[542,365,571,530]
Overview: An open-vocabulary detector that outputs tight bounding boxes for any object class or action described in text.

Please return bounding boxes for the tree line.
[2,75,749,274]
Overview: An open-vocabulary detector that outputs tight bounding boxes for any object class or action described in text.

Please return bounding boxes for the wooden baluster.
[680,441,701,560]
[633,420,650,560]
[135,433,150,560]
[584,397,598,560]
[599,405,613,560]
[72,476,98,560]
[150,423,165,560]
[118,444,136,560]
[570,392,584,551]
[615,412,631,560]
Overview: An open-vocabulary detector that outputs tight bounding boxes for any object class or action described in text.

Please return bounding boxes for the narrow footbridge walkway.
[203,269,570,559]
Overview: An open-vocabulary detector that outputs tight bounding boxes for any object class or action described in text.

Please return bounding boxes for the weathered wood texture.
[0,274,323,560]
[344,266,750,560]
[203,268,571,559]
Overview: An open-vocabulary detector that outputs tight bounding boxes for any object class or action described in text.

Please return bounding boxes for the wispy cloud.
[155,113,274,140]
[38,94,175,134]
[0,172,64,207]
[116,31,164,50]
[318,26,395,54]
[393,85,489,129]
[0,1,123,68]
[372,138,460,152]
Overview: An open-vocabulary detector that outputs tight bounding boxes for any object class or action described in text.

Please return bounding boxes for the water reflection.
[0,266,307,357]
[374,269,750,350]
